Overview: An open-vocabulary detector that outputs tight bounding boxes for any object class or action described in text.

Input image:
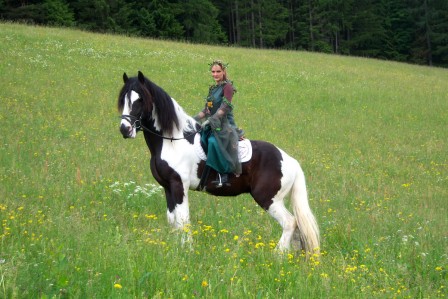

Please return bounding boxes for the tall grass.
[1,23,447,298]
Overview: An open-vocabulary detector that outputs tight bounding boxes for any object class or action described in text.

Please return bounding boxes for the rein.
[121,114,199,141]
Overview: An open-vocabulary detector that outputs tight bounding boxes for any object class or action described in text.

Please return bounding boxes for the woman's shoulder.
[223,80,236,93]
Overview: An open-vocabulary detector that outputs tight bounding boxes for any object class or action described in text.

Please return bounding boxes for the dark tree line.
[1,0,447,67]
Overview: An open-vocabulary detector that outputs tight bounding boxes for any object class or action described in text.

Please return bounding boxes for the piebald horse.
[118,71,320,253]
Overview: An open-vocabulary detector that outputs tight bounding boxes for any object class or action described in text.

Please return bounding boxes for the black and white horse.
[118,71,320,253]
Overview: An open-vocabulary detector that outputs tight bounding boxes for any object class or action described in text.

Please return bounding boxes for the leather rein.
[121,114,198,141]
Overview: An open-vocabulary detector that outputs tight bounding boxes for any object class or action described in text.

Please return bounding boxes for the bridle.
[121,114,199,141]
[121,114,142,131]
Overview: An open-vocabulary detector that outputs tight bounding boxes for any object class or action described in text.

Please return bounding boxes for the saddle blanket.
[194,133,252,163]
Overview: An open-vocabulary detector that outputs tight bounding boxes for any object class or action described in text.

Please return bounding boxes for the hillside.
[1,23,447,298]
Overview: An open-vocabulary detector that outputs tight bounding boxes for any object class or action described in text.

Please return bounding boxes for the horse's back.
[248,139,299,168]
[248,139,302,185]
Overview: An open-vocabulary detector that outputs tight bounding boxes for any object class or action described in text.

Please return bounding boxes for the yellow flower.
[114,283,122,289]
[201,280,208,287]
[233,235,239,241]
[255,242,265,249]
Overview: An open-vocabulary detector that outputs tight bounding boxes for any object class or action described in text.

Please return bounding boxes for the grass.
[0,23,447,298]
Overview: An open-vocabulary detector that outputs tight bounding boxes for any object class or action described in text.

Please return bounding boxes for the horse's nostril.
[120,124,131,136]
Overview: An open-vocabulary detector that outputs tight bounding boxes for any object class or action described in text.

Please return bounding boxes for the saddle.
[194,133,252,163]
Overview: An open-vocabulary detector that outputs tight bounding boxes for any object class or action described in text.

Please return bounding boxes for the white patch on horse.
[267,153,298,251]
[120,90,140,138]
[165,187,191,232]
[158,98,202,188]
[173,200,190,228]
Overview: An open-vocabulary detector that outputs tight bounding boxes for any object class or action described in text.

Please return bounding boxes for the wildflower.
[255,242,265,249]
[435,266,443,271]
[114,283,122,289]
[183,224,191,233]
[233,235,239,241]
[203,225,213,231]
[145,214,158,220]
[201,280,208,287]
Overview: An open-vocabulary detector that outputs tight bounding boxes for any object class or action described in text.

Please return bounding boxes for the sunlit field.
[1,23,447,298]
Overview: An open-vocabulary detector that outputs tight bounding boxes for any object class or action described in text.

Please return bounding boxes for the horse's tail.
[291,164,320,255]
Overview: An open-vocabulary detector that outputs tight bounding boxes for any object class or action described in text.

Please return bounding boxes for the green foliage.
[67,0,110,31]
[0,23,447,298]
[1,0,447,66]
[42,0,75,27]
[429,0,448,66]
[177,0,226,43]
[147,0,184,39]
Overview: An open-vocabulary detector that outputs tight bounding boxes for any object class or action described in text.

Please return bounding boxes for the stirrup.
[212,173,230,188]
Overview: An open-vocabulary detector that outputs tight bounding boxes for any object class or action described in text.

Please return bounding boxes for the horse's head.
[118,71,153,138]
[118,71,182,139]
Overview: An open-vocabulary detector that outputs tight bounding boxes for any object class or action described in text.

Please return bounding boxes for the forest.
[1,0,447,67]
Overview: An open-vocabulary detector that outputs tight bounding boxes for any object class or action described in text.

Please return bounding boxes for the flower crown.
[209,60,229,70]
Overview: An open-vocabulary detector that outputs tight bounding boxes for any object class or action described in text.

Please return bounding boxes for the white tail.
[291,166,320,255]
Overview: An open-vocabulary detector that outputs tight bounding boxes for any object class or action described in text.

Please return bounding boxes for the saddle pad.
[194,133,252,163]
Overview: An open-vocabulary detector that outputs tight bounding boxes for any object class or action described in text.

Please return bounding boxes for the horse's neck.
[146,98,195,141]
[169,98,195,136]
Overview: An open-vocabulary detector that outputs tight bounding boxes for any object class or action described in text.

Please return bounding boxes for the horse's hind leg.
[251,180,296,251]
[267,200,297,251]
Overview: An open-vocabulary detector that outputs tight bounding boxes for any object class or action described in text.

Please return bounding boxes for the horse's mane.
[118,74,180,134]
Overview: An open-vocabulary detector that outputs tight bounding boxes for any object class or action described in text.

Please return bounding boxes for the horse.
[117,71,320,254]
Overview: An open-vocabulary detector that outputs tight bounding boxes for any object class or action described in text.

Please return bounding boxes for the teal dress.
[200,81,241,175]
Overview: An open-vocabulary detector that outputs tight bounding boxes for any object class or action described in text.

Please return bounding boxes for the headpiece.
[209,60,229,70]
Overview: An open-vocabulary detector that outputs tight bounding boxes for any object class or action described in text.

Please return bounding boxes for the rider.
[194,60,244,187]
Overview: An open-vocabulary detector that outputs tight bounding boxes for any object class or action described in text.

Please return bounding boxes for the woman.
[194,60,243,187]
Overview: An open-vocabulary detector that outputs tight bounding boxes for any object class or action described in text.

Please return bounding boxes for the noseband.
[121,114,142,131]
[121,114,198,141]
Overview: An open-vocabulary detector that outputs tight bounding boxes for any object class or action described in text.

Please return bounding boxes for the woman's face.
[211,64,225,83]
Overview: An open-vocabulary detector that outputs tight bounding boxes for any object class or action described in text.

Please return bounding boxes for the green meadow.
[0,23,447,298]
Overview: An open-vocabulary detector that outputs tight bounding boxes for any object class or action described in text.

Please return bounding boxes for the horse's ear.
[138,71,145,84]
[123,72,129,83]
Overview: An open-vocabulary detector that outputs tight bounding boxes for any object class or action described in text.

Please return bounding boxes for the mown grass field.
[0,23,447,298]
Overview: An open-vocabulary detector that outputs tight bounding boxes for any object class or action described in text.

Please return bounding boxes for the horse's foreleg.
[165,183,193,247]
[166,200,191,230]
[268,200,297,251]
[164,183,191,229]
[171,200,190,229]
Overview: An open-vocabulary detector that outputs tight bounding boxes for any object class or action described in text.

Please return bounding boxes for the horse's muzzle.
[120,123,132,138]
